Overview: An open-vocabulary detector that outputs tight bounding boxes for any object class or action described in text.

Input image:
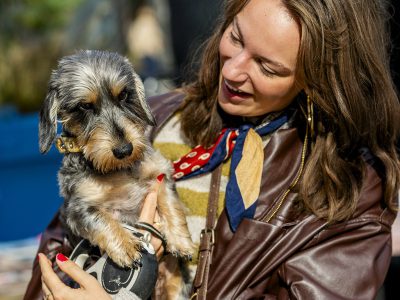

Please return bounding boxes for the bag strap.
[192,164,222,299]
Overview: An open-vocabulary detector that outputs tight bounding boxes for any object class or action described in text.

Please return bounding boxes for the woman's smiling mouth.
[222,79,252,102]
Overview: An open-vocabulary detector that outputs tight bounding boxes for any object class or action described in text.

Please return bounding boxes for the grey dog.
[39,50,194,296]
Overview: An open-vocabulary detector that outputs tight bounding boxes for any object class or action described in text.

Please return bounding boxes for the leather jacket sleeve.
[271,164,395,300]
[206,163,396,299]
[23,211,74,300]
[276,164,395,300]
[207,211,394,300]
[274,213,393,299]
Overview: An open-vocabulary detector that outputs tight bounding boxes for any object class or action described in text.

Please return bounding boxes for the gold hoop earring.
[307,94,314,138]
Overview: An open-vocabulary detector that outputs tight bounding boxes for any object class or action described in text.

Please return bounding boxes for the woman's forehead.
[237,0,300,70]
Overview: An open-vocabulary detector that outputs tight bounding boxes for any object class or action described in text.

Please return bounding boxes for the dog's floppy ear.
[39,84,59,154]
[132,72,156,126]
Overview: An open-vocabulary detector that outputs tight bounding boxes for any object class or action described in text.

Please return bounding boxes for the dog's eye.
[79,102,94,110]
[118,89,130,102]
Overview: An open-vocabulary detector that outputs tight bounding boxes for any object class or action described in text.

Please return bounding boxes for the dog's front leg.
[65,203,142,267]
[156,183,196,259]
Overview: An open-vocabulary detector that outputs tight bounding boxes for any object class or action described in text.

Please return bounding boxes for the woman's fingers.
[40,252,96,291]
[38,253,69,294]
[53,253,98,289]
[39,253,111,300]
[139,174,164,223]
[152,210,164,259]
[41,279,52,300]
[138,174,165,257]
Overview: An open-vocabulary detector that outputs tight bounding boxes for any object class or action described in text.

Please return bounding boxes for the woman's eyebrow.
[259,56,292,75]
[232,17,242,37]
[233,16,293,75]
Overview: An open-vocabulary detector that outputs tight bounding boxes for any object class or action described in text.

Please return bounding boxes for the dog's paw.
[166,237,196,260]
[107,237,143,268]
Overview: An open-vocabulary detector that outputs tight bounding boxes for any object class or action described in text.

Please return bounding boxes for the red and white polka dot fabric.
[172,128,238,180]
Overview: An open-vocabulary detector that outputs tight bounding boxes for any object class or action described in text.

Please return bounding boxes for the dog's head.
[39,50,156,173]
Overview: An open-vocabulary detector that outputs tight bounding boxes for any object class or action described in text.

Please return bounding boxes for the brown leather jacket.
[24,91,396,299]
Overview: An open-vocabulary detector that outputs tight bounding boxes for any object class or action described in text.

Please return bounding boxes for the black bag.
[69,224,158,299]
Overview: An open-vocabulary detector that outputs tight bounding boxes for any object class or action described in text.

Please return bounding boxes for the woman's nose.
[221,52,249,82]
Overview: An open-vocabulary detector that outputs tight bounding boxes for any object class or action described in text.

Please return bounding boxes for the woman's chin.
[218,97,251,117]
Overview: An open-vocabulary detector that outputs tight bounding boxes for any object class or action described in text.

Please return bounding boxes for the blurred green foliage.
[0,0,83,112]
[9,0,82,33]
[0,0,170,113]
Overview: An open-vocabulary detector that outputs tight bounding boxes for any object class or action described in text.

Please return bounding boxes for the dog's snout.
[112,142,133,159]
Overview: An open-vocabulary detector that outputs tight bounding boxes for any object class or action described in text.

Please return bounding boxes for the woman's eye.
[118,89,130,102]
[230,31,242,45]
[259,61,277,77]
[260,67,275,77]
[79,102,94,110]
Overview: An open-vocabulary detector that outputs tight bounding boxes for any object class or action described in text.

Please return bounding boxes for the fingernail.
[56,253,68,262]
[157,173,165,182]
[37,254,40,260]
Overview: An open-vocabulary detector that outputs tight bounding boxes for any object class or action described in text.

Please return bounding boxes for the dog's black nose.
[112,142,133,159]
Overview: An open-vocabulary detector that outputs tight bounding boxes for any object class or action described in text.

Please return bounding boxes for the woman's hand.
[39,174,165,299]
[138,173,165,259]
[38,252,111,300]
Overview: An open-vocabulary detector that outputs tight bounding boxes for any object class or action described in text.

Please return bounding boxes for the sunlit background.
[0,1,221,299]
[0,0,399,299]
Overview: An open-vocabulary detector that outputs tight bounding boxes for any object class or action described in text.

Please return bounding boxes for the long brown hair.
[180,0,400,222]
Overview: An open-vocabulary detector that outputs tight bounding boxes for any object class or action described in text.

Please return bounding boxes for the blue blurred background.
[0,0,399,299]
[0,108,62,241]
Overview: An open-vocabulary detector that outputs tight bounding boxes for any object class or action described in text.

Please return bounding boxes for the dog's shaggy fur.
[39,50,194,297]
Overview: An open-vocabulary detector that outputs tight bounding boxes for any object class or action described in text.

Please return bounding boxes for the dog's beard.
[83,126,147,173]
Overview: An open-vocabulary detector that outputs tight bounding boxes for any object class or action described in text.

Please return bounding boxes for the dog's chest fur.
[58,149,170,226]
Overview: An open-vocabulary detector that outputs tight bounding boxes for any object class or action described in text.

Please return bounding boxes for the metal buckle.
[55,137,67,153]
[200,228,215,245]
[55,136,82,154]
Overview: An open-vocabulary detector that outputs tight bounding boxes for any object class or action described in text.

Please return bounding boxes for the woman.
[26,0,400,299]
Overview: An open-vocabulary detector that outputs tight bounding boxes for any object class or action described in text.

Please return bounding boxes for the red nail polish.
[37,254,40,260]
[56,253,68,262]
[157,173,165,182]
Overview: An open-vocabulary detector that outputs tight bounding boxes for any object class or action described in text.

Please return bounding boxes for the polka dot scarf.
[173,107,295,231]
